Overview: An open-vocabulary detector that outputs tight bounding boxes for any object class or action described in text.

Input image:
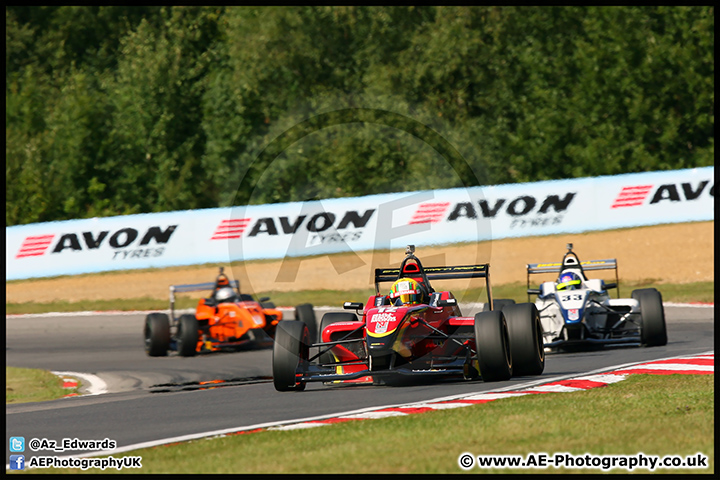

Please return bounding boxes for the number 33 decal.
[561,294,583,301]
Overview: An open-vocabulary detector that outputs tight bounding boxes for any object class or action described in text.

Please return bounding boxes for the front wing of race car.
[302,349,477,384]
[296,365,471,384]
[295,317,479,385]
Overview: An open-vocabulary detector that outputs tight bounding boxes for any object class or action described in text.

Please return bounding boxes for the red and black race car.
[272,245,545,391]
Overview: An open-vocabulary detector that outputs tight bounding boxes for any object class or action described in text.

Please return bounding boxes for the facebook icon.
[9,454,25,470]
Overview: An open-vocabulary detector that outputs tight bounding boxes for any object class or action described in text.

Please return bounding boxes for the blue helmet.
[557,272,582,291]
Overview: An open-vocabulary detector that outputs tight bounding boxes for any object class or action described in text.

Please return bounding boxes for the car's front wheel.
[294,303,318,344]
[502,303,545,376]
[474,310,513,382]
[176,314,199,357]
[633,288,667,347]
[273,321,310,392]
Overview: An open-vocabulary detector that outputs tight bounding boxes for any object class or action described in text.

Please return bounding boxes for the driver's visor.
[557,279,581,290]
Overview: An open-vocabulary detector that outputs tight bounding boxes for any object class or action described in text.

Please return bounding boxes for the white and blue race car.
[526,244,667,351]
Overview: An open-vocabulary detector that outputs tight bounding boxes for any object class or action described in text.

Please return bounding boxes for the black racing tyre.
[273,320,310,392]
[318,312,357,365]
[474,310,513,382]
[493,298,516,311]
[503,303,545,376]
[294,303,318,344]
[144,313,170,356]
[632,288,667,347]
[176,314,199,357]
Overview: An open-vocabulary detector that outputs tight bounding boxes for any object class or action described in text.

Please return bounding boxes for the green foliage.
[6,366,77,403]
[5,6,714,226]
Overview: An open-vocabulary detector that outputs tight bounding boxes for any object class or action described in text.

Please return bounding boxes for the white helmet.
[215,287,237,303]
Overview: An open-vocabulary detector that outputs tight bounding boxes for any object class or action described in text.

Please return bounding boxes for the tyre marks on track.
[149,376,273,393]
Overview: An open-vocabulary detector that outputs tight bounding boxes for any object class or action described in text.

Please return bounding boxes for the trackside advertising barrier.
[5,167,713,280]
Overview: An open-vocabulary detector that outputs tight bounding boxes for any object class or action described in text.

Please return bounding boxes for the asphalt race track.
[5,305,714,467]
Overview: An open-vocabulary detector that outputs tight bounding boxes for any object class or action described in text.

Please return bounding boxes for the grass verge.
[30,374,713,474]
[6,367,77,404]
[5,281,714,315]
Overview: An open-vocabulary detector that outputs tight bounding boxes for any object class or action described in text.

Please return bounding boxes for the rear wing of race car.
[526,258,620,298]
[374,264,493,307]
[169,280,239,321]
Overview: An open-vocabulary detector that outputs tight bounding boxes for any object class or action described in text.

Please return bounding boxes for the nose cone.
[366,308,406,356]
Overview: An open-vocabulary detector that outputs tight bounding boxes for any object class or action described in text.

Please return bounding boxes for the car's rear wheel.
[144,313,170,356]
[502,303,545,376]
[493,298,516,311]
[294,303,318,344]
[176,314,199,357]
[273,321,310,392]
[474,311,513,382]
[632,288,667,347]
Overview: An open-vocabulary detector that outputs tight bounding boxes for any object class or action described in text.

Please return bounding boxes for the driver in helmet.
[212,267,239,304]
[556,271,582,291]
[214,286,238,304]
[388,278,429,306]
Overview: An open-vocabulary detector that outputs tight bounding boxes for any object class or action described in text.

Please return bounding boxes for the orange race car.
[144,267,316,356]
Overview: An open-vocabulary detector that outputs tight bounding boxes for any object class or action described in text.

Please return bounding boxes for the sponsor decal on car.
[393,280,415,296]
[394,289,415,296]
[370,312,397,335]
[371,312,396,324]
[251,313,264,326]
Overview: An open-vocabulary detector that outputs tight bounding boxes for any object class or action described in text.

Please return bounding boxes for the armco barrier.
[5,167,713,281]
